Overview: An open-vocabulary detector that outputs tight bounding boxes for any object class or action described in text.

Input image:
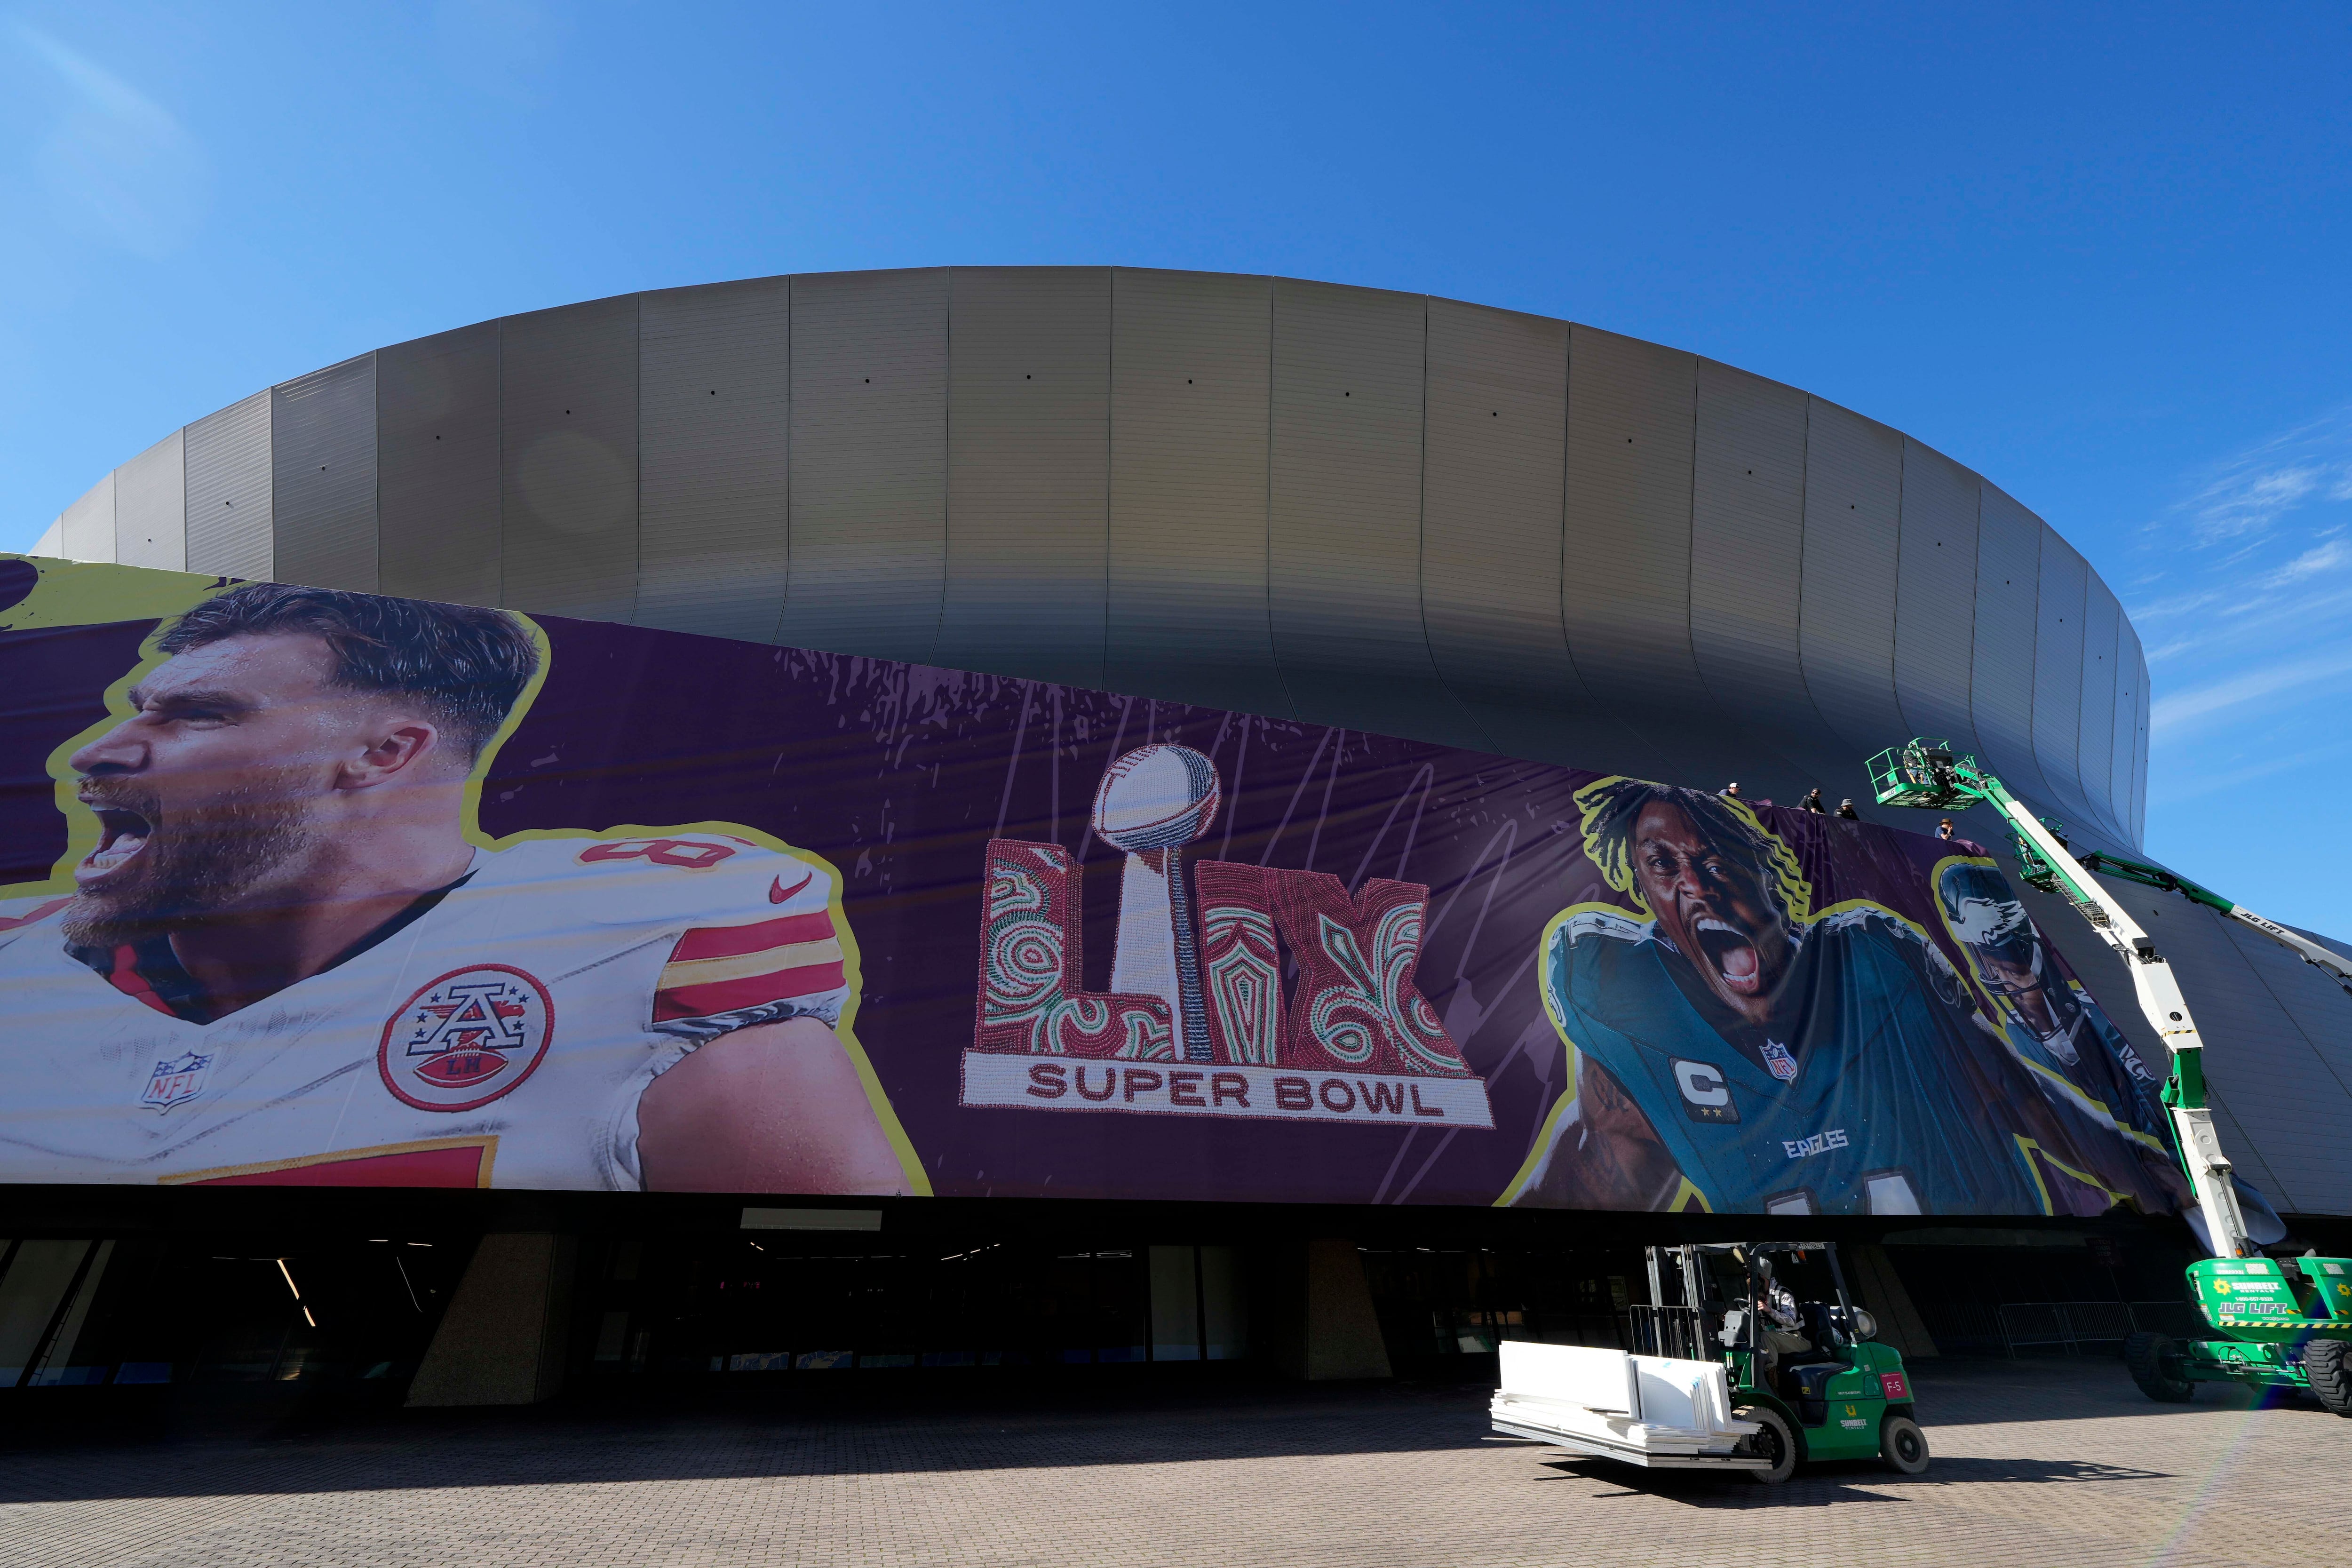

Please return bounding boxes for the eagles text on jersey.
[0,833,849,1190]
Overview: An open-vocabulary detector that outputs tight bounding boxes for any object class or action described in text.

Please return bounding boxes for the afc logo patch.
[379,964,555,1113]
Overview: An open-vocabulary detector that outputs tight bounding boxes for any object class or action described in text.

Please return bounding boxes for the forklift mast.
[1864,740,2256,1259]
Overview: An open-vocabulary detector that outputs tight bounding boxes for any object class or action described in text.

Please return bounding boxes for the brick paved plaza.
[2,1359,2345,1568]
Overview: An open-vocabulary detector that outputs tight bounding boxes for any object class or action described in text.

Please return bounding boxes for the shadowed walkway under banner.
[1,1358,2343,1566]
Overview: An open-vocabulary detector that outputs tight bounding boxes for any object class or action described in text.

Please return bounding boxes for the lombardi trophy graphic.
[1092,744,1220,1062]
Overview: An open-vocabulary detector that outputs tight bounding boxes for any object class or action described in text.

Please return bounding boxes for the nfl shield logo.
[1761,1040,1801,1083]
[141,1051,213,1112]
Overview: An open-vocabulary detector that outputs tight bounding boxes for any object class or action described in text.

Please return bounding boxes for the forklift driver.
[1750,1272,1812,1393]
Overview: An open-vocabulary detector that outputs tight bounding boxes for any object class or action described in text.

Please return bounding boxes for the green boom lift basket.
[1864,740,1986,811]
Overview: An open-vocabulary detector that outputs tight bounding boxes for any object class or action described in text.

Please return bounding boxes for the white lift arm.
[1867,742,2256,1259]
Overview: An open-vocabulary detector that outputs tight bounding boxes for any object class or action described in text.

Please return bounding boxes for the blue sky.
[3,1,2348,931]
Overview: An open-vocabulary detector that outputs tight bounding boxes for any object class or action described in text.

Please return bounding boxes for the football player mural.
[1499,780,2192,1218]
[0,554,2217,1218]
[0,580,914,1193]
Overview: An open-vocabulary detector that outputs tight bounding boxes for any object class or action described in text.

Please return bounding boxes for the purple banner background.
[0,559,2180,1213]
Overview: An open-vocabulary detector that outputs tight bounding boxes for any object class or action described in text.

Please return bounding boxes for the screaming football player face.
[61,633,366,948]
[1630,800,1794,1028]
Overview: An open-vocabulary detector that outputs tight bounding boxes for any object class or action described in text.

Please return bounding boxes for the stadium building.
[9,267,2349,1406]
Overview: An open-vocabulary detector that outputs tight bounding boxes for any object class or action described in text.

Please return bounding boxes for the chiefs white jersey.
[0,832,850,1191]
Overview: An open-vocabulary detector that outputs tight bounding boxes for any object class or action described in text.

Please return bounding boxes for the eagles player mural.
[0,582,915,1194]
[1502,778,2180,1218]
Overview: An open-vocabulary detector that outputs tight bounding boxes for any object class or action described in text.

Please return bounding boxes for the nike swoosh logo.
[769,870,816,905]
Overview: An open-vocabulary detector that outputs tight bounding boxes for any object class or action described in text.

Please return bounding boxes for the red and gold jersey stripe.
[654,910,845,1022]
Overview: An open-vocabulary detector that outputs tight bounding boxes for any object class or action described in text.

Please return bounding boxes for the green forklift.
[1865,739,2352,1415]
[1664,1239,1930,1483]
[1493,1239,1927,1485]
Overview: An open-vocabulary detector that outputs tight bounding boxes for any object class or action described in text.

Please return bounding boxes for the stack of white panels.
[1489,1341,1763,1470]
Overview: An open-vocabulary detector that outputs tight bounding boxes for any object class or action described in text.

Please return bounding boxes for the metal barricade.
[1997,1300,2136,1354]
[1915,1299,2217,1359]
[1915,1300,2009,1356]
[2128,1299,2209,1339]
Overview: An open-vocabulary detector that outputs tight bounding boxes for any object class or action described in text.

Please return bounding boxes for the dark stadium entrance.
[5,1186,2293,1426]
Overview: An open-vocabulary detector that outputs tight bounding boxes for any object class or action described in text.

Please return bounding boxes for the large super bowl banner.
[0,556,2189,1217]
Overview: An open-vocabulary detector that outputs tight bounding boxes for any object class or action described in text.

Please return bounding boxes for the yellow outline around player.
[1,555,931,1198]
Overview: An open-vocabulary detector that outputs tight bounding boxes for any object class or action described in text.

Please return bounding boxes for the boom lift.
[1865,740,2352,1415]
[2064,851,2352,998]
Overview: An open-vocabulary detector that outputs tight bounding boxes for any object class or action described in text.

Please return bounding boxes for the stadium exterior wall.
[30,266,2352,1218]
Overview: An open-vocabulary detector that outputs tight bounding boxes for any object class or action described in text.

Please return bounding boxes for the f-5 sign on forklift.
[1866,740,2352,1417]
[1491,1241,1927,1485]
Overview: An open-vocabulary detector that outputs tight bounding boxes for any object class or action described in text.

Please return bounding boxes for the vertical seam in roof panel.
[494,318,506,607]
[268,387,279,573]
[2080,574,2123,844]
[1956,471,1984,761]
[1260,274,1297,722]
[1555,325,1589,707]
[2090,573,2131,844]
[1789,394,1836,745]
[2020,523,2055,810]
[1684,354,1699,715]
[1888,436,1908,734]
[2136,643,2151,845]
[1417,294,1432,725]
[766,275,795,648]
[629,293,643,625]
[934,273,953,669]
[1103,268,1115,678]
[1410,294,1495,751]
[1971,485,2057,815]
[369,355,381,592]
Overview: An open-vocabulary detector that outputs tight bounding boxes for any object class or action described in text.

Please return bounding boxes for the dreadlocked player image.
[0,583,911,1194]
[1510,778,2053,1216]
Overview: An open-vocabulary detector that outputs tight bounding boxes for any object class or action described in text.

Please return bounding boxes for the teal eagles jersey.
[1542,905,2047,1216]
[2002,981,2168,1140]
